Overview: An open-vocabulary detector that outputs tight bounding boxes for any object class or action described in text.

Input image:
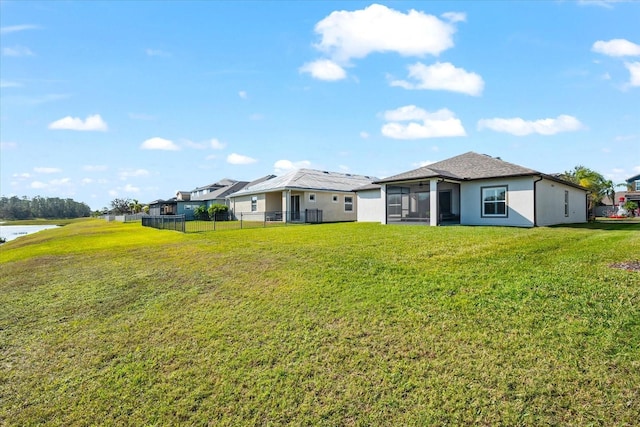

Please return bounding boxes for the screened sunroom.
[385,181,460,225]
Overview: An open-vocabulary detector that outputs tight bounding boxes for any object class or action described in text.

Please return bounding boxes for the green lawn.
[1,220,639,425]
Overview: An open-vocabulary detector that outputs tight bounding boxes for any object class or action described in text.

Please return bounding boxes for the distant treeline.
[0,196,91,220]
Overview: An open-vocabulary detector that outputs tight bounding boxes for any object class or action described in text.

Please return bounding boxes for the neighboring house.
[362,152,588,227]
[227,169,376,223]
[621,173,640,207]
[148,198,178,216]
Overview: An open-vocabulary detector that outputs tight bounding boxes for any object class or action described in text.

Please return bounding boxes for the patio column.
[430,178,438,226]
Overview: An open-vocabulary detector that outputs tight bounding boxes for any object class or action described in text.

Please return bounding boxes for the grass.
[1,220,639,425]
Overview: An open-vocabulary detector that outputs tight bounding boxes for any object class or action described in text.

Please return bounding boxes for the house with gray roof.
[227,168,376,223]
[358,152,588,227]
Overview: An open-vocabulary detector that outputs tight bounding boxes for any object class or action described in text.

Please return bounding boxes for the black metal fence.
[142,210,323,233]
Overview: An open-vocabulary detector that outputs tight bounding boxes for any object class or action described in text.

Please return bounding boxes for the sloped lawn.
[1,220,639,425]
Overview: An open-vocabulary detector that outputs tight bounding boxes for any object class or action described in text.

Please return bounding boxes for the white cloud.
[441,12,466,23]
[118,169,150,179]
[83,165,108,172]
[123,184,140,193]
[239,90,248,99]
[13,172,31,179]
[227,153,257,165]
[210,138,226,150]
[146,48,171,57]
[592,39,640,57]
[274,159,312,174]
[299,59,347,81]
[0,80,22,88]
[48,114,108,131]
[2,46,34,57]
[249,113,264,120]
[81,178,94,185]
[0,24,40,34]
[477,115,585,136]
[34,167,61,174]
[391,62,484,96]
[313,4,456,63]
[578,0,629,8]
[412,160,435,168]
[31,181,47,189]
[624,62,640,86]
[381,106,466,139]
[141,137,180,151]
[360,131,370,139]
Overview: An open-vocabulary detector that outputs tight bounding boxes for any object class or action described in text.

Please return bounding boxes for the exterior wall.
[304,191,357,222]
[265,192,282,212]
[229,194,266,215]
[535,179,587,226]
[356,188,384,222]
[177,201,204,219]
[460,177,535,227]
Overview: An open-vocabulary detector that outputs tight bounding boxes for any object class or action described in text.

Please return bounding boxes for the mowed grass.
[1,220,639,425]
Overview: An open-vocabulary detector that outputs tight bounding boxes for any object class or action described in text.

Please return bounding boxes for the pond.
[0,224,60,243]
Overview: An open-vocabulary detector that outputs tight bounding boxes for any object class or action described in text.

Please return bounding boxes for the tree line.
[0,196,91,220]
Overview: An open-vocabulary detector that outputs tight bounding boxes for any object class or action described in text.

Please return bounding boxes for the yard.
[1,219,639,425]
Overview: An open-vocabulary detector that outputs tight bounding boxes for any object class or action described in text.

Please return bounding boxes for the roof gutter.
[533,176,544,227]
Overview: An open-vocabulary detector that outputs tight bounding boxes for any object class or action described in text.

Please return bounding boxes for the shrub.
[208,204,229,221]
[193,205,209,221]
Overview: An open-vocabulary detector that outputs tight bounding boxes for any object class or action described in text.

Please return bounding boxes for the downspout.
[533,176,543,227]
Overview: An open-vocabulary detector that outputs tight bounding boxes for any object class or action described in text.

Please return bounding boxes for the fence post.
[240,212,243,229]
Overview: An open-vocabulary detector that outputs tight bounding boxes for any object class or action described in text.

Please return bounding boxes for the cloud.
[592,39,640,57]
[34,167,61,174]
[578,0,628,8]
[299,59,347,81]
[0,24,40,34]
[360,131,370,139]
[239,91,248,99]
[625,62,640,86]
[413,160,436,168]
[146,49,171,57]
[313,4,457,63]
[123,184,140,193]
[477,115,585,136]
[210,138,226,150]
[274,159,312,174]
[391,62,484,96]
[227,153,257,165]
[2,46,34,57]
[118,169,150,180]
[0,80,22,88]
[441,12,466,23]
[140,137,180,151]
[48,114,108,131]
[13,172,31,179]
[381,106,466,139]
[83,164,108,172]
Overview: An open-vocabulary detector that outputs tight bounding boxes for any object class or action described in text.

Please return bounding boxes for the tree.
[208,203,229,221]
[129,199,142,214]
[110,198,132,214]
[193,205,209,220]
[561,166,613,215]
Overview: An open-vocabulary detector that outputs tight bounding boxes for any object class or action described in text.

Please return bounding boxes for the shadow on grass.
[551,219,640,231]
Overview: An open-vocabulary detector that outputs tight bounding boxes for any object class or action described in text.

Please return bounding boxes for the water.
[0,224,59,243]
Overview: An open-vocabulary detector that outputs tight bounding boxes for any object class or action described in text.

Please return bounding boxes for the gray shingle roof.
[229,169,376,196]
[376,152,540,183]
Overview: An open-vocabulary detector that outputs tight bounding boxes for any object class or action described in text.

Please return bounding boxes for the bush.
[208,204,229,221]
[193,205,209,221]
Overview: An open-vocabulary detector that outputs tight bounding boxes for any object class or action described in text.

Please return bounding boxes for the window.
[344,196,353,212]
[332,194,338,203]
[564,190,569,217]
[482,186,507,217]
[251,196,258,212]
[636,180,640,191]
[308,193,316,202]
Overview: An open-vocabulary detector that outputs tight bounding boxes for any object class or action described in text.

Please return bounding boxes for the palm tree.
[129,199,142,214]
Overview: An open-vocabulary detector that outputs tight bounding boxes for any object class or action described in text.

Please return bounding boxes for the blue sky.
[1,1,639,210]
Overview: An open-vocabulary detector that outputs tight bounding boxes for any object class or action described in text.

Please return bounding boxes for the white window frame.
[635,181,640,191]
[308,193,316,203]
[481,186,507,218]
[332,194,339,203]
[251,196,258,212]
[344,196,354,212]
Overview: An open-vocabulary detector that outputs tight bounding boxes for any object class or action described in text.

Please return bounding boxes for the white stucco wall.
[302,191,358,222]
[460,177,535,227]
[535,179,587,226]
[356,188,384,222]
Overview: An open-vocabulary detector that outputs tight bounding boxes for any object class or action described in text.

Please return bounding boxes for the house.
[621,173,640,208]
[360,152,588,227]
[227,169,376,223]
